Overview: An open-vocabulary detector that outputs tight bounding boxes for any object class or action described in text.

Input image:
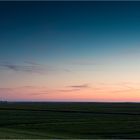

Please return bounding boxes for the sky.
[1,1,140,102]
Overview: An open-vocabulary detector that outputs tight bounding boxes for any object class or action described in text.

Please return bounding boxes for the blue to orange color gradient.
[0,1,140,102]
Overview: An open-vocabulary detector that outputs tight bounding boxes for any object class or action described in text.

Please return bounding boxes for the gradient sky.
[1,1,140,102]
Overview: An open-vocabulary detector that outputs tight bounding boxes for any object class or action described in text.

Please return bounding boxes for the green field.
[0,102,140,139]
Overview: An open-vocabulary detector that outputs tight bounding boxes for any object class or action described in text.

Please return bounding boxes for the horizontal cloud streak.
[0,61,46,74]
[68,84,89,89]
[68,60,99,66]
[0,61,70,74]
[57,89,80,92]
[57,83,90,93]
[0,86,49,100]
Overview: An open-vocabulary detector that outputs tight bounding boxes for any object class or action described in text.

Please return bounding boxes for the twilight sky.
[1,1,140,102]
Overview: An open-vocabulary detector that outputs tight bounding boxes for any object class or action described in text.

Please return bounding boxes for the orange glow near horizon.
[1,83,140,102]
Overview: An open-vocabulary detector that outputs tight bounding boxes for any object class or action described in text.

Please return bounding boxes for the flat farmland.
[0,102,140,139]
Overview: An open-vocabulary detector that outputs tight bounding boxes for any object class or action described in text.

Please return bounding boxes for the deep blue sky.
[1,1,140,62]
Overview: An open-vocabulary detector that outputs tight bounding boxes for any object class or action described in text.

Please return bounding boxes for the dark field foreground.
[0,102,140,139]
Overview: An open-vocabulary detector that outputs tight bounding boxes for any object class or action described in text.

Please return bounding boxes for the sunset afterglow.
[1,1,140,102]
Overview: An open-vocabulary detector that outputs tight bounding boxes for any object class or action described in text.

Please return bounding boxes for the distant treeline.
[0,101,8,103]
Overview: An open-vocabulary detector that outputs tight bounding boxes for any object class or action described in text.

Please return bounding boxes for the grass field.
[0,102,140,139]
